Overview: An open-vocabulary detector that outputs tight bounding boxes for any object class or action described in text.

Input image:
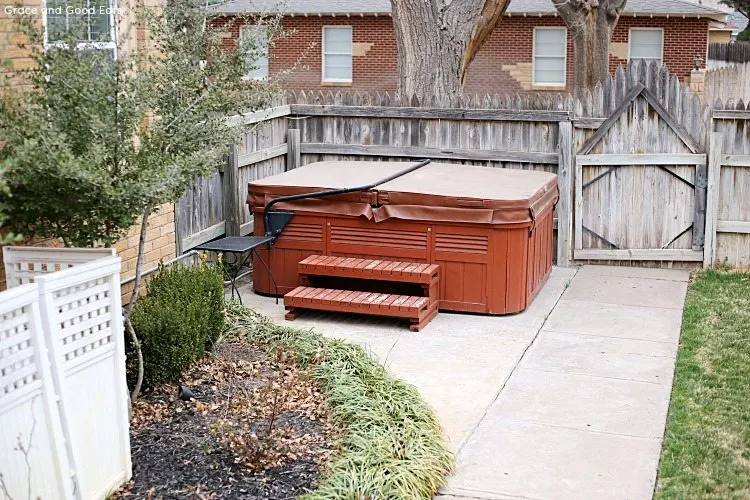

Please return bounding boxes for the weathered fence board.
[708,102,750,267]
[289,104,571,122]
[704,62,750,104]
[176,107,291,251]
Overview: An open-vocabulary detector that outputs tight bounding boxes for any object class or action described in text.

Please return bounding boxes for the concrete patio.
[239,264,689,500]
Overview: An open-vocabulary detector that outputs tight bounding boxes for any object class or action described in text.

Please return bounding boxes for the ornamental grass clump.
[225,304,454,499]
[127,260,224,389]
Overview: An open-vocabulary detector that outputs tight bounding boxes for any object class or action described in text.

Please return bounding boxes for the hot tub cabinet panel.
[249,162,558,315]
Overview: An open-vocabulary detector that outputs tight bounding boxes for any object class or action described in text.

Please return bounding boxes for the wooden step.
[284,286,438,332]
[299,255,439,284]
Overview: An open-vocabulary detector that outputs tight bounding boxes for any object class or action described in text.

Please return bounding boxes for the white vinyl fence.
[4,247,115,288]
[0,249,131,500]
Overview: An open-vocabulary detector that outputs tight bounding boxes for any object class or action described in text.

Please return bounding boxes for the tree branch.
[123,205,153,401]
[460,0,510,84]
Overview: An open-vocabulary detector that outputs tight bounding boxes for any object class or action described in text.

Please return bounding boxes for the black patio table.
[195,235,278,304]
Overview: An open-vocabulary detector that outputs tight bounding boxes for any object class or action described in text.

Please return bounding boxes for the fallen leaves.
[119,341,335,499]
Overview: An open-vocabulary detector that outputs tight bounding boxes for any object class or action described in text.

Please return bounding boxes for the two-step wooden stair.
[283,255,440,331]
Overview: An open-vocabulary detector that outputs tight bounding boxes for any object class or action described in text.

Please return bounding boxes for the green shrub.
[128,259,225,388]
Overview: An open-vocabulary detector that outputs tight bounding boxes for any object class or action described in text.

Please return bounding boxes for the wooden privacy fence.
[178,93,577,264]
[178,60,750,269]
[175,106,292,253]
[708,42,750,64]
[704,62,750,104]
[705,101,750,268]
[572,64,709,264]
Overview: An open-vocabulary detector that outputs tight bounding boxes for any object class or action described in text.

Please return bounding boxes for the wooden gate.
[574,83,707,263]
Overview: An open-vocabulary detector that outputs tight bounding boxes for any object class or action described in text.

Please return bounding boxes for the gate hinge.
[695,175,708,189]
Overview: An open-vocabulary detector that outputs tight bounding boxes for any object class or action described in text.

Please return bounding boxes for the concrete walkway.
[238,264,689,500]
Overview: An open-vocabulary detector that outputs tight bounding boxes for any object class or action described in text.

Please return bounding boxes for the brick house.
[211,0,727,94]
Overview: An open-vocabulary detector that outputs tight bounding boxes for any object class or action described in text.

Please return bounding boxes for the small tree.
[0,0,279,398]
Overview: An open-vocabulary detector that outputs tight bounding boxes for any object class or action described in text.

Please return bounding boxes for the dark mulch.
[114,343,334,499]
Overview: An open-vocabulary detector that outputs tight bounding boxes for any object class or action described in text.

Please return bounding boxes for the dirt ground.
[114,342,334,499]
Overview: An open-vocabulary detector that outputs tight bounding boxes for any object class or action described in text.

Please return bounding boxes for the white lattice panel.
[3,247,115,289]
[0,302,39,401]
[0,285,74,500]
[37,256,132,499]
[54,276,114,368]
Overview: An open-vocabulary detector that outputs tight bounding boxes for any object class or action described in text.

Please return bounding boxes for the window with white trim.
[240,25,269,80]
[533,27,567,87]
[44,0,116,58]
[322,26,352,82]
[629,29,663,64]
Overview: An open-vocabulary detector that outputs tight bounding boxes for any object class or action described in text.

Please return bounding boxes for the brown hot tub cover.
[248,161,558,225]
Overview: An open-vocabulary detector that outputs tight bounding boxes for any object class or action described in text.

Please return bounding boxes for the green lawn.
[656,270,750,499]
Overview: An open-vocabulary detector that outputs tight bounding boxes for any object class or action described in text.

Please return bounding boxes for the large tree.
[390,0,509,100]
[553,0,627,92]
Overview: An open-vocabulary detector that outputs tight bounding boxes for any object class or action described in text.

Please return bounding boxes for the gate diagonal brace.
[582,166,620,190]
[582,225,619,249]
[661,223,694,249]
[657,166,695,189]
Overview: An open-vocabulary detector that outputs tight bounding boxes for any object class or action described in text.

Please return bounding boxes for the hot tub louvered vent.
[280,222,323,242]
[331,226,427,249]
[435,233,489,254]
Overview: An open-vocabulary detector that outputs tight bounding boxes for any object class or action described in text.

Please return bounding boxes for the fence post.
[704,132,723,268]
[223,144,241,237]
[693,161,708,251]
[286,128,301,171]
[556,121,574,267]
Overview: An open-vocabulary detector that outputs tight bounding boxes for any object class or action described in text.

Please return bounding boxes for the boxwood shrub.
[127,259,225,389]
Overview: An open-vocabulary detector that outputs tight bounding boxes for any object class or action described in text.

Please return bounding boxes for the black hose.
[263,159,431,236]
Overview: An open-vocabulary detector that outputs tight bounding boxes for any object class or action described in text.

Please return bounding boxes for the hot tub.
[248,161,558,315]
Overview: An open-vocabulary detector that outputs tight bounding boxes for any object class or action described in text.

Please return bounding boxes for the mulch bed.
[114,342,335,499]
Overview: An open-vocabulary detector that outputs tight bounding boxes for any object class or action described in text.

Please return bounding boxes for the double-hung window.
[629,28,663,65]
[322,26,352,82]
[240,25,269,80]
[44,0,117,59]
[533,27,567,87]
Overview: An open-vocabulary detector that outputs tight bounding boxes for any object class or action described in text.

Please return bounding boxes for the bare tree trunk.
[390,0,509,102]
[553,0,627,94]
[124,205,153,401]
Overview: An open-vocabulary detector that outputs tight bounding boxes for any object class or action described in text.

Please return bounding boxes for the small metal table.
[195,236,278,304]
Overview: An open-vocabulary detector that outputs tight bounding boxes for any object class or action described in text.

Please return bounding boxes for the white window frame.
[240,25,270,80]
[628,27,664,64]
[532,27,567,88]
[41,0,118,58]
[321,26,353,83]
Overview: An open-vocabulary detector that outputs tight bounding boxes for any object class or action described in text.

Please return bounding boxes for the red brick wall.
[464,16,575,94]
[214,15,398,92]
[609,17,708,78]
[213,14,710,95]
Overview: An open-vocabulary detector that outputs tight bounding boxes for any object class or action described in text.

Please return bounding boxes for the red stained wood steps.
[283,255,440,331]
